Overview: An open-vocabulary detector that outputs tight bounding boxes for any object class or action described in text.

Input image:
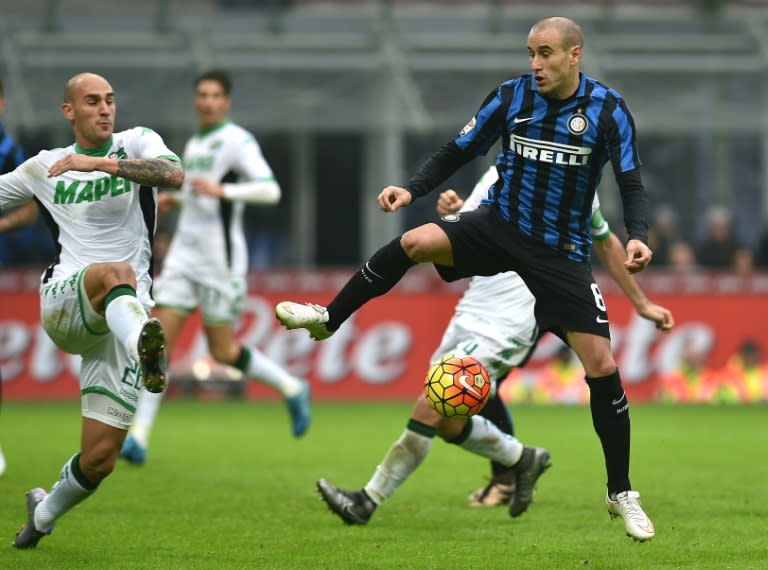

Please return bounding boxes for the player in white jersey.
[0,73,184,549]
[315,165,674,525]
[120,70,311,466]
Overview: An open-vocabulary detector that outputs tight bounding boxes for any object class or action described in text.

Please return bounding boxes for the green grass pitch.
[1,401,765,569]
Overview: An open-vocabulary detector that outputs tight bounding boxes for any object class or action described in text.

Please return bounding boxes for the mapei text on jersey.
[53,175,132,204]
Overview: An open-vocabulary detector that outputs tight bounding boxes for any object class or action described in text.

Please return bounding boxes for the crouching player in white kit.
[120,70,311,466]
[316,166,674,526]
[0,73,184,548]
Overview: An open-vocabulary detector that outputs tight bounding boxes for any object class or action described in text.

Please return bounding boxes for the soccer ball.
[424,354,492,418]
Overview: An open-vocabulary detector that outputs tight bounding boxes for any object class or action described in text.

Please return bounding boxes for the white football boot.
[275,301,334,340]
[607,490,655,541]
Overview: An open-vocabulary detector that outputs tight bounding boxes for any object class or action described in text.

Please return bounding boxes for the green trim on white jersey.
[155,302,196,315]
[196,120,230,138]
[75,136,114,157]
[81,386,136,413]
[590,209,612,241]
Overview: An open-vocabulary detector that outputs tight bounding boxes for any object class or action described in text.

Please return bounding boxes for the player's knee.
[585,358,618,378]
[399,231,420,260]
[400,227,440,263]
[103,261,137,288]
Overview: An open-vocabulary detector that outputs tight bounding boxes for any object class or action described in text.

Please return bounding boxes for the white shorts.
[40,267,143,429]
[430,310,538,380]
[153,265,245,324]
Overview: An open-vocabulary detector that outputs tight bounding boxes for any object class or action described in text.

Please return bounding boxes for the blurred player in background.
[316,166,674,525]
[0,80,25,175]
[120,69,311,466]
[0,77,27,477]
[1,72,183,548]
[278,17,659,540]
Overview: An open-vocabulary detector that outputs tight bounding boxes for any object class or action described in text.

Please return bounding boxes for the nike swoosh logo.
[340,503,363,523]
[596,316,609,324]
[513,116,534,124]
[611,392,626,406]
[457,375,481,398]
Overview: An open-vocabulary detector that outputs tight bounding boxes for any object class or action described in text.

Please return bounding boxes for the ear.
[570,45,582,65]
[61,102,74,120]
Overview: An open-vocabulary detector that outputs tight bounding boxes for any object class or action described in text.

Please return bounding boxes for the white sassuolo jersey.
[163,122,275,278]
[0,127,179,307]
[452,166,609,342]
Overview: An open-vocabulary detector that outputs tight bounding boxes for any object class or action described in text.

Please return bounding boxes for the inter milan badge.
[567,112,588,135]
[459,117,476,137]
[441,214,461,223]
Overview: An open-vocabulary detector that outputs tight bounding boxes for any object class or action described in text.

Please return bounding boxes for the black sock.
[233,346,250,372]
[585,370,631,496]
[478,389,515,476]
[326,237,415,330]
[104,284,137,308]
[406,418,437,439]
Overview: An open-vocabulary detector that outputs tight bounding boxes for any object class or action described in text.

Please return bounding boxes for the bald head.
[64,72,112,103]
[61,72,116,148]
[530,17,584,51]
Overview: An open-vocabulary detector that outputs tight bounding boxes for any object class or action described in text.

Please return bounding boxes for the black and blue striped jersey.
[0,123,25,175]
[404,72,648,263]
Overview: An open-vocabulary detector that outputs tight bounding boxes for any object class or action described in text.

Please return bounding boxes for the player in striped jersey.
[0,77,26,478]
[0,72,183,548]
[120,70,311,466]
[434,167,673,507]
[278,17,656,540]
[314,166,674,528]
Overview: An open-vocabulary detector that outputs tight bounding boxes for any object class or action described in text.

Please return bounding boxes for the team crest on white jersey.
[567,112,589,135]
[459,117,476,137]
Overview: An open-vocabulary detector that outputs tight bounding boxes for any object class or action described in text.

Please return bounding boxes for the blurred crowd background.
[1,0,767,274]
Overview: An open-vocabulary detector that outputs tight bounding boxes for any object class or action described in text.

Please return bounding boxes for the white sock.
[364,428,434,504]
[35,454,96,531]
[457,416,524,466]
[239,346,303,397]
[104,293,148,360]
[130,388,166,447]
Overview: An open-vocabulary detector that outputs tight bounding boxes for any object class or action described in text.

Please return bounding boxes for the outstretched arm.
[0,201,39,233]
[114,158,184,189]
[48,155,184,189]
[377,186,413,213]
[593,232,674,332]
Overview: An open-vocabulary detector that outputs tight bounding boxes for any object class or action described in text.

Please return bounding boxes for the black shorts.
[434,205,611,339]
